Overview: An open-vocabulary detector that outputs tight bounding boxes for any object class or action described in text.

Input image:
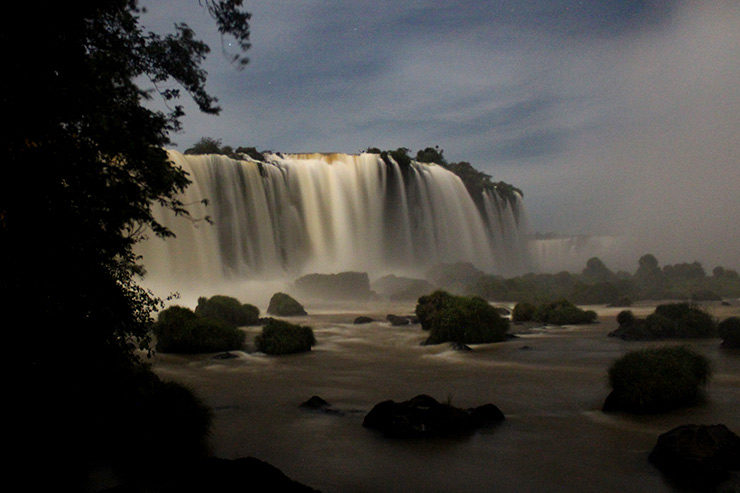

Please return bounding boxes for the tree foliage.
[2,1,251,488]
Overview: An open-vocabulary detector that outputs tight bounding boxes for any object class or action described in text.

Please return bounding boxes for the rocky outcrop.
[363,394,504,438]
[185,456,320,492]
[267,292,307,316]
[649,424,740,490]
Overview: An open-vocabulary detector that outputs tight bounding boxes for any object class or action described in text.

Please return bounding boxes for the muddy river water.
[152,301,740,492]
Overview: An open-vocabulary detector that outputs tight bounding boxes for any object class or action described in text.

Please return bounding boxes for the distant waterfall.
[137,151,529,289]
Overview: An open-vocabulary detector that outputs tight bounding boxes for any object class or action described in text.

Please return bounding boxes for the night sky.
[140,1,740,270]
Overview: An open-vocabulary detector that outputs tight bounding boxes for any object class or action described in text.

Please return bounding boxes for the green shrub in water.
[605,346,711,414]
[194,295,260,326]
[255,318,316,355]
[416,290,509,345]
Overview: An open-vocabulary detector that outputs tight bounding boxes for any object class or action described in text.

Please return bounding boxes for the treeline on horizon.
[182,137,523,208]
[429,253,740,305]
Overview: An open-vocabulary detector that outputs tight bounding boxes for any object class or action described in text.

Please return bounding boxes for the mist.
[505,1,740,271]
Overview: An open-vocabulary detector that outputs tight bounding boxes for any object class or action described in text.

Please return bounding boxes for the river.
[152,300,740,492]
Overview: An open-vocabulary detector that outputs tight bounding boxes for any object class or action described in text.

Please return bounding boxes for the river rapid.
[152,300,740,493]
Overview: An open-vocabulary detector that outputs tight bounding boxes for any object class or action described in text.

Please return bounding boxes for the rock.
[649,424,740,489]
[353,316,374,324]
[386,314,411,325]
[371,274,434,301]
[363,394,504,438]
[300,395,331,409]
[468,404,506,427]
[300,395,344,416]
[267,292,307,316]
[294,272,372,300]
[212,352,239,360]
[450,342,472,351]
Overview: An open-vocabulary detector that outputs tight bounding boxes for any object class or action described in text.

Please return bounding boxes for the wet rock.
[363,394,504,438]
[212,352,239,360]
[450,342,472,351]
[300,395,344,416]
[649,424,740,490]
[353,316,374,324]
[386,314,411,326]
[267,292,307,316]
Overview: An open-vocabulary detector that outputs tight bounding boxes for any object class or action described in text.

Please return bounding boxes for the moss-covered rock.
[255,318,315,355]
[153,306,246,354]
[609,303,716,340]
[195,295,260,326]
[267,292,307,316]
[603,346,711,414]
[533,299,597,325]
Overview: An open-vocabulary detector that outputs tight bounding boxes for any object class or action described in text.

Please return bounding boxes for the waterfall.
[137,150,529,293]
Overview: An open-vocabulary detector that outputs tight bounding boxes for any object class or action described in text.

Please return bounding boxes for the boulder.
[353,316,374,324]
[267,292,307,316]
[386,314,411,326]
[300,395,344,416]
[649,424,740,489]
[294,271,372,300]
[363,394,503,438]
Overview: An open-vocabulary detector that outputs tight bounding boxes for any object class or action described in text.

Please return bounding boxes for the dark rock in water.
[212,352,239,360]
[371,274,434,301]
[468,404,506,427]
[519,345,533,351]
[363,394,504,438]
[387,314,411,325]
[186,456,320,492]
[353,316,374,324]
[649,424,740,490]
[495,306,511,316]
[300,395,344,416]
[267,292,307,316]
[294,271,371,300]
[300,395,330,409]
[450,342,472,351]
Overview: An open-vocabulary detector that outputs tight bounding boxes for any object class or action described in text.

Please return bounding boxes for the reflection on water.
[152,302,740,493]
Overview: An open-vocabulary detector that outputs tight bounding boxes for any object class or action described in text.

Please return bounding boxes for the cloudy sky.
[140,1,739,270]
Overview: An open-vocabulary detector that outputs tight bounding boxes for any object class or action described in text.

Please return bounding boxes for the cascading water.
[137,150,529,295]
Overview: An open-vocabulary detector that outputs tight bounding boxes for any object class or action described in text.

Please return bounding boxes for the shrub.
[154,315,246,354]
[255,318,315,355]
[718,316,740,348]
[194,295,260,326]
[533,299,597,325]
[416,290,509,345]
[654,303,716,338]
[512,302,536,322]
[616,310,635,327]
[266,292,307,316]
[604,346,711,414]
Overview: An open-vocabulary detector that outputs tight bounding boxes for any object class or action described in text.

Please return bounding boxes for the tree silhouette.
[1,1,250,489]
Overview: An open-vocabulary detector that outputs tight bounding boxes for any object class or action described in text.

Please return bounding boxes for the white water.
[137,151,528,297]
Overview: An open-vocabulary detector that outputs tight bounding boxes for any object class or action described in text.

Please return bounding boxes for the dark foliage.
[153,306,246,353]
[255,318,316,355]
[532,299,597,325]
[2,2,251,489]
[512,302,536,322]
[195,295,260,326]
[416,290,509,344]
[610,303,716,340]
[604,346,711,414]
